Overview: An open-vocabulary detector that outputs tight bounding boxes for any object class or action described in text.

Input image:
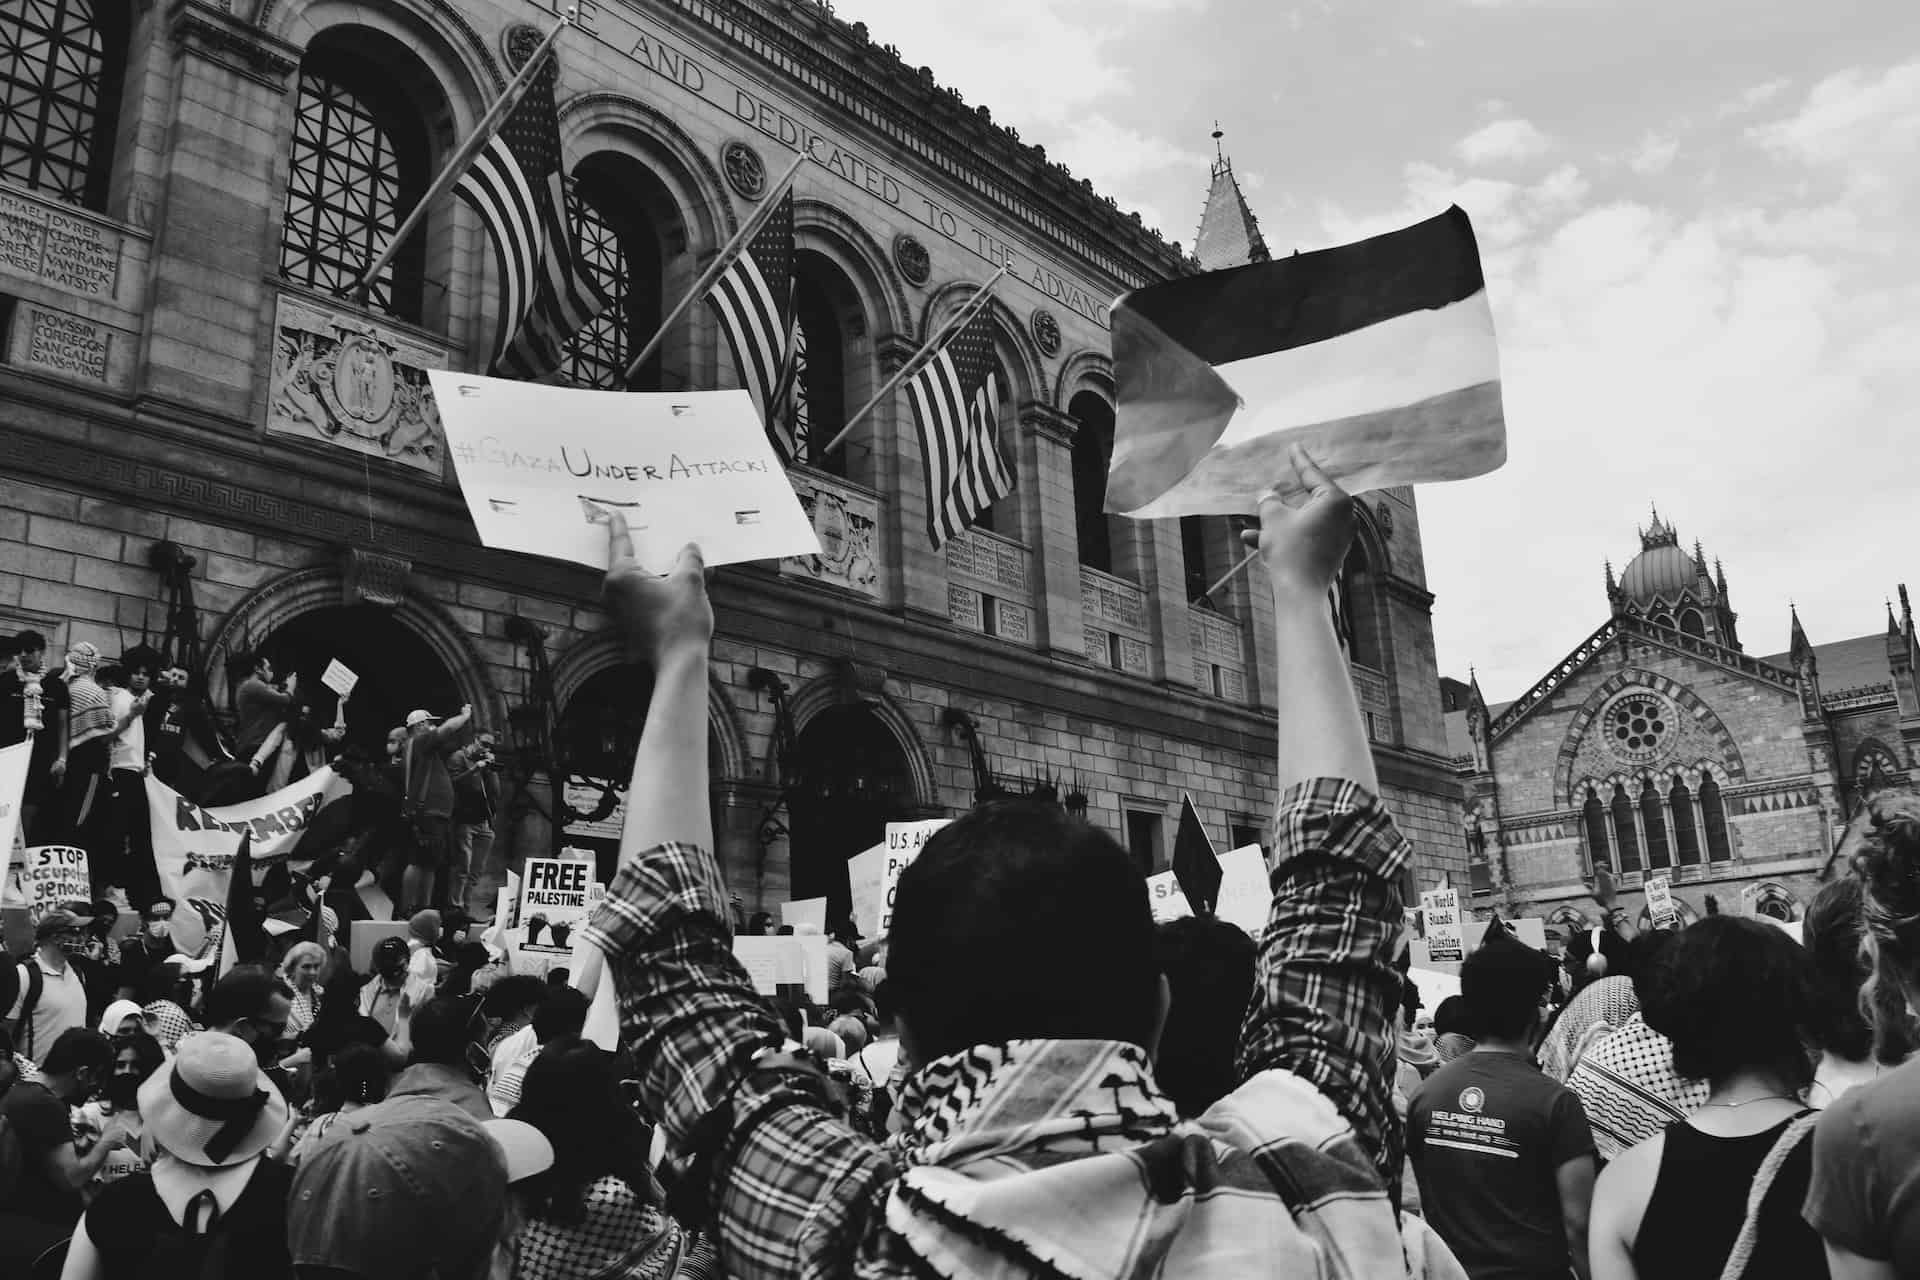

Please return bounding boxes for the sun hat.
[482,1117,555,1184]
[138,1031,290,1168]
[404,709,440,728]
[288,1094,511,1280]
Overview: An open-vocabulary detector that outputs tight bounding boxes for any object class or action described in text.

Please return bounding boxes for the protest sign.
[1645,875,1678,930]
[1214,844,1271,937]
[1410,917,1547,970]
[320,659,359,699]
[16,846,89,924]
[1145,870,1194,924]
[428,373,821,575]
[1106,206,1505,518]
[0,740,28,861]
[733,934,829,1004]
[846,842,887,941]
[880,819,949,934]
[1421,887,1465,963]
[149,768,354,953]
[517,857,604,955]
[780,897,827,934]
[1738,883,1762,917]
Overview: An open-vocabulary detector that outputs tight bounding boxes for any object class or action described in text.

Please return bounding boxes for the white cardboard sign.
[733,934,829,1004]
[846,842,887,941]
[1421,887,1465,963]
[1645,875,1678,930]
[879,820,949,935]
[1214,844,1270,937]
[429,373,821,575]
[780,897,827,934]
[320,659,359,699]
[1146,870,1194,924]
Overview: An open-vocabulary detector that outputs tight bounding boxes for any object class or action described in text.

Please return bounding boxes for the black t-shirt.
[84,1156,293,1277]
[0,669,26,746]
[1409,1049,1596,1280]
[0,1079,84,1226]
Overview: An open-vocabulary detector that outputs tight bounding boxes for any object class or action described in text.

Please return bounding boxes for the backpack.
[11,961,45,1060]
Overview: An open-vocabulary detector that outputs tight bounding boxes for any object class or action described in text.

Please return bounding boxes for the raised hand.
[603,511,714,667]
[1239,444,1357,600]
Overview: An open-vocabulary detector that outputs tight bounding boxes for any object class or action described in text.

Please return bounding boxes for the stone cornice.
[648,0,1191,289]
[1019,401,1077,447]
[167,0,300,90]
[1381,575,1436,611]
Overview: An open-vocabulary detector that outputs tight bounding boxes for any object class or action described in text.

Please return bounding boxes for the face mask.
[56,936,86,956]
[148,921,171,940]
[103,1076,140,1108]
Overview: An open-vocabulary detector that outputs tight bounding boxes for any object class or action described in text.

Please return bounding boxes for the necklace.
[1701,1093,1796,1109]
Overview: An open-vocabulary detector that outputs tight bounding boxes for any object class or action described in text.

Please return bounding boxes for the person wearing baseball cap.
[3,908,98,1060]
[397,701,474,917]
[60,1031,295,1276]
[287,1092,551,1279]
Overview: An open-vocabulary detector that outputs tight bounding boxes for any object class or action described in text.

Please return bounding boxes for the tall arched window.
[1338,543,1385,669]
[1611,787,1641,873]
[1582,789,1610,875]
[1640,781,1671,869]
[0,0,130,209]
[1069,390,1119,574]
[793,274,844,472]
[1181,517,1210,604]
[561,165,662,390]
[1670,777,1702,864]
[1700,776,1732,861]
[1679,610,1706,639]
[279,40,431,322]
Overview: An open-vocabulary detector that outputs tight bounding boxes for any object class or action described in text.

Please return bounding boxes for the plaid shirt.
[585,777,1411,1278]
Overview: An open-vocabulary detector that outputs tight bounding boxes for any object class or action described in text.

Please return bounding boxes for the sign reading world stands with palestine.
[1421,887,1465,963]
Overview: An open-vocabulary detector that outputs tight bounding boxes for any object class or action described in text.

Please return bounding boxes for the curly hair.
[1848,789,1920,1063]
[509,1036,657,1225]
[1640,916,1821,1090]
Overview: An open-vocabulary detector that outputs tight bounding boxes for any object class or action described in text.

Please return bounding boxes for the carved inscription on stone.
[994,600,1031,643]
[781,470,881,598]
[948,583,984,631]
[1116,635,1149,677]
[945,529,1028,593]
[267,294,450,475]
[26,308,109,383]
[1080,568,1146,631]
[0,189,122,299]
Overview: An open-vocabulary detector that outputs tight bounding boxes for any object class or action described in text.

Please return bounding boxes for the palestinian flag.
[1105,206,1506,517]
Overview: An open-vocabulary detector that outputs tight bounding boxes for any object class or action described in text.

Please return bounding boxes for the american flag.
[705,190,802,463]
[771,318,810,464]
[904,309,1013,547]
[454,52,606,379]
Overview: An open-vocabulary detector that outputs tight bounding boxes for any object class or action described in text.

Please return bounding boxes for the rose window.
[1605,691,1673,764]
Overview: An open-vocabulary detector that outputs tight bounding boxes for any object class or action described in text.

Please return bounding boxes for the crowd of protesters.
[2,451,1919,1277]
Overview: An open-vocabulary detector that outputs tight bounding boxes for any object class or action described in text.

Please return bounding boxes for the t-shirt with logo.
[1408,1048,1596,1280]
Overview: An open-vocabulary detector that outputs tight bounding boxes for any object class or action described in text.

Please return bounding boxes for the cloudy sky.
[834,0,1920,699]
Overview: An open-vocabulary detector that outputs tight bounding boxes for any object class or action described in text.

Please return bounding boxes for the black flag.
[1171,794,1222,915]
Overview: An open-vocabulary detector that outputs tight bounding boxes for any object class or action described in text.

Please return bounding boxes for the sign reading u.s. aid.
[877,819,949,934]
[536,0,1116,329]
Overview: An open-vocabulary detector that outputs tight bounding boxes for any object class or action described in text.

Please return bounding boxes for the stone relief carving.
[266,295,450,475]
[780,471,881,598]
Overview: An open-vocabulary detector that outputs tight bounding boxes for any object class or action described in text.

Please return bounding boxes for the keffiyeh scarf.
[1565,1013,1710,1161]
[1541,976,1638,1082]
[514,1174,688,1280]
[875,1039,1466,1280]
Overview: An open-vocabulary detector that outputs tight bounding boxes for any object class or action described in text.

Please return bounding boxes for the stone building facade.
[1452,511,1920,933]
[0,0,1464,916]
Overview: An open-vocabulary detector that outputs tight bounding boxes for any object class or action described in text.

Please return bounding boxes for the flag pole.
[1201,547,1260,600]
[818,264,1010,457]
[621,151,809,385]
[348,11,575,306]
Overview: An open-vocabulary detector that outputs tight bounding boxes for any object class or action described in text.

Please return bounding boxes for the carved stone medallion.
[1029,308,1062,357]
[502,23,543,71]
[722,142,767,200]
[892,234,931,286]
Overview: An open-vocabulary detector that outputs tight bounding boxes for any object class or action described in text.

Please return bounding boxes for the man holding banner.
[576,446,1460,1277]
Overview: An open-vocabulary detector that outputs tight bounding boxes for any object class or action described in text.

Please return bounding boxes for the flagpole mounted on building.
[347,10,576,306]
[1202,548,1260,600]
[621,151,809,385]
[819,264,1009,457]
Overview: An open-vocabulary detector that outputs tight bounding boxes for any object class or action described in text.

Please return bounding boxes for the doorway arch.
[252,604,462,755]
[786,704,920,923]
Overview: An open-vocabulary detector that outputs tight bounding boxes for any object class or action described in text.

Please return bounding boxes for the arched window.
[1582,789,1610,876]
[279,40,431,321]
[1700,775,1732,861]
[1679,610,1706,639]
[0,0,130,209]
[792,274,844,472]
[562,160,663,390]
[1338,543,1385,670]
[1611,787,1641,873]
[1640,780,1671,869]
[1653,613,1674,630]
[1069,390,1119,574]
[1669,777,1702,864]
[1181,517,1215,605]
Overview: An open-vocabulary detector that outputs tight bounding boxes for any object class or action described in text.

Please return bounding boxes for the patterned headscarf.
[65,641,101,675]
[1540,975,1638,1082]
[1566,1013,1711,1160]
[142,999,198,1055]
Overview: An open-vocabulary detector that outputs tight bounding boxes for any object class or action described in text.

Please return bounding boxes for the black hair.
[120,644,163,675]
[1461,934,1557,1042]
[871,980,900,1025]
[1153,916,1257,1117]
[115,1030,166,1085]
[887,798,1160,1061]
[482,975,549,1020]
[42,1028,115,1078]
[510,1036,656,1225]
[1625,928,1678,996]
[545,968,570,988]
[406,998,472,1067]
[1850,790,1920,1064]
[1433,995,1474,1039]
[532,986,589,1044]
[11,630,46,656]
[1641,916,1821,1090]
[1802,878,1878,1064]
[316,1042,391,1112]
[205,966,294,1027]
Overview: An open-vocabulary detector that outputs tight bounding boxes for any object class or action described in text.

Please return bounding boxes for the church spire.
[1790,603,1813,664]
[1193,123,1272,271]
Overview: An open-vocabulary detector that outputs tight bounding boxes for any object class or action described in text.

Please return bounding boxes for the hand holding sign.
[603,513,714,667]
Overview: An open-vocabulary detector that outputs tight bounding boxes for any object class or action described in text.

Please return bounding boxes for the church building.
[1450,509,1920,932]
